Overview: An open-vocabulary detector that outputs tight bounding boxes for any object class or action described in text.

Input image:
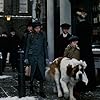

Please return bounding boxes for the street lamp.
[5,15,11,21]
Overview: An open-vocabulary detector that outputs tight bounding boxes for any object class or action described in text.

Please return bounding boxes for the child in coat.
[64,35,80,60]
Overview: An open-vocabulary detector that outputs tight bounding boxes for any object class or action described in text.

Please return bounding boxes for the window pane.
[19,0,28,13]
[0,0,4,12]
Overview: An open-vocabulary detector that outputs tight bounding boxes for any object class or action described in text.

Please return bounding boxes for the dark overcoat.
[8,34,20,68]
[25,32,48,81]
[75,20,96,89]
[75,21,94,68]
[56,33,72,58]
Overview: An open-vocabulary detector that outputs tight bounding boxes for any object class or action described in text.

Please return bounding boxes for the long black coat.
[25,32,48,81]
[75,20,96,89]
[56,33,72,58]
[8,34,20,67]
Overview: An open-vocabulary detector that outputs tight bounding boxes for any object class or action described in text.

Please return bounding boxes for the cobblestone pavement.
[0,66,100,100]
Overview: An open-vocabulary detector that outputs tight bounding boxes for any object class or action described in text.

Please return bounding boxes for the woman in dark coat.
[24,21,48,98]
[75,8,96,91]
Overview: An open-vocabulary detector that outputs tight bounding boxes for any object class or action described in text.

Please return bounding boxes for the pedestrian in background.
[55,23,72,58]
[75,8,96,91]
[21,22,33,51]
[24,21,48,98]
[8,28,20,71]
[0,32,9,72]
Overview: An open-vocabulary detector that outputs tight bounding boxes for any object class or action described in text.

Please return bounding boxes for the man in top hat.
[24,20,48,98]
[75,8,96,91]
[55,23,72,58]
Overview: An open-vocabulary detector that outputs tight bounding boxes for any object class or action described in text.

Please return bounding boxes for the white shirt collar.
[63,33,68,37]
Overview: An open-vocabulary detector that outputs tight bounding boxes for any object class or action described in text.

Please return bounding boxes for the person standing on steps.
[55,23,72,58]
[24,21,48,98]
[75,8,96,92]
[21,22,33,52]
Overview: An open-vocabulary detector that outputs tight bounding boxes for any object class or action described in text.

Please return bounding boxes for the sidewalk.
[0,65,58,100]
[0,65,100,100]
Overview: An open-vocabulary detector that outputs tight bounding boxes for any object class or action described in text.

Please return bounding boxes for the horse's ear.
[67,64,73,76]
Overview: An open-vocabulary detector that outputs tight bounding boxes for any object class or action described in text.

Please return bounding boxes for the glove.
[24,59,29,65]
[46,59,49,65]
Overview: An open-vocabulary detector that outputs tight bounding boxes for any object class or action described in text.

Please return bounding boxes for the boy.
[56,23,72,58]
[64,35,80,60]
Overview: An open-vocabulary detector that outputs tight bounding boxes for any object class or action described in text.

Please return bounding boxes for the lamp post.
[5,15,11,21]
[18,48,26,97]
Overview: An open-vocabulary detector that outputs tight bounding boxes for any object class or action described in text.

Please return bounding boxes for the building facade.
[0,0,99,61]
[0,0,71,61]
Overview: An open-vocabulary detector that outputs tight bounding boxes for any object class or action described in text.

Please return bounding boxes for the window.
[0,0,4,12]
[92,0,100,47]
[19,0,28,13]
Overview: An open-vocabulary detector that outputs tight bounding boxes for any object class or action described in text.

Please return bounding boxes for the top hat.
[32,21,42,28]
[60,23,71,29]
[68,35,79,42]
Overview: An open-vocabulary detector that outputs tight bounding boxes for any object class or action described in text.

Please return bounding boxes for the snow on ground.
[0,75,12,79]
[0,96,36,100]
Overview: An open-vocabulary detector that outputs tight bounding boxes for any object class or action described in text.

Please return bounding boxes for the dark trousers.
[10,49,18,70]
[30,66,44,91]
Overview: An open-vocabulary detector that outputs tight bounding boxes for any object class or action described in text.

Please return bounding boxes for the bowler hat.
[68,35,79,42]
[32,21,42,28]
[60,23,71,29]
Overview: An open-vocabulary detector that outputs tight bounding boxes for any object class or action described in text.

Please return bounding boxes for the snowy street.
[0,66,100,100]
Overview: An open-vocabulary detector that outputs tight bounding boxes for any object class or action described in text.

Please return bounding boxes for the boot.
[39,81,46,98]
